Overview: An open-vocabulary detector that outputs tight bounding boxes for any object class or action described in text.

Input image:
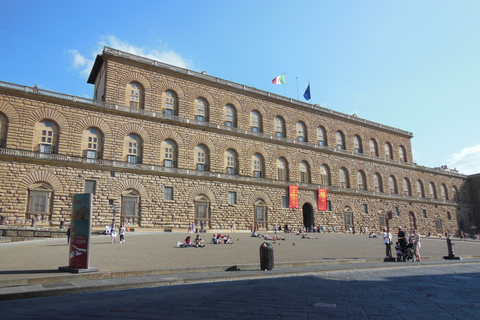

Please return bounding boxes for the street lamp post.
[110,204,120,227]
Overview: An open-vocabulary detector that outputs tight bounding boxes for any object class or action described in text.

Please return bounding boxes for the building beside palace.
[0,47,477,235]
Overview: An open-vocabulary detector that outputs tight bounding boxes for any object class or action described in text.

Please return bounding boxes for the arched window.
[385,142,393,159]
[277,157,288,180]
[358,170,366,190]
[82,127,103,159]
[374,173,383,192]
[126,82,144,109]
[254,198,268,229]
[340,168,349,188]
[0,113,8,148]
[34,120,59,154]
[195,98,208,122]
[403,178,412,196]
[317,126,326,146]
[321,164,331,186]
[225,149,237,175]
[441,184,449,200]
[124,134,142,164]
[399,146,407,162]
[370,139,378,156]
[251,111,262,133]
[122,189,140,225]
[195,144,209,171]
[297,122,307,142]
[354,135,362,153]
[300,161,310,183]
[275,116,286,138]
[224,104,236,127]
[252,153,264,178]
[429,182,437,199]
[162,90,178,115]
[452,186,459,201]
[161,139,177,168]
[389,176,398,194]
[416,180,425,198]
[336,131,345,150]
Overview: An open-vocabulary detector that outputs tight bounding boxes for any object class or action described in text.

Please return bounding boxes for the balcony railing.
[0,147,464,206]
[0,80,466,178]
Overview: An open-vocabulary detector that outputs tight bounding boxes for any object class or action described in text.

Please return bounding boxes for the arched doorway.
[254,198,267,230]
[344,206,354,233]
[408,211,417,233]
[195,194,210,230]
[302,203,314,231]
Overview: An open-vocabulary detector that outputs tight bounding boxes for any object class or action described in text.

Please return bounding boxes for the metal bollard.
[443,236,461,260]
[260,242,274,270]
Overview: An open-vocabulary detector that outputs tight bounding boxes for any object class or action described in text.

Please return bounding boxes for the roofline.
[92,46,414,138]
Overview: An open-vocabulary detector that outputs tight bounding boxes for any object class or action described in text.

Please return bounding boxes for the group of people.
[187,221,206,234]
[105,224,127,244]
[383,227,421,262]
[211,233,233,244]
[181,234,205,247]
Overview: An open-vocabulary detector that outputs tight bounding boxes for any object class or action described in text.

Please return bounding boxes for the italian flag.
[272,74,285,84]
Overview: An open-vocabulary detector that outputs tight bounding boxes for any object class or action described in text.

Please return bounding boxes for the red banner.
[289,185,299,209]
[318,188,327,211]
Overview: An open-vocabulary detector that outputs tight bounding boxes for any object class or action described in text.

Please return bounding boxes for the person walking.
[119,224,126,243]
[66,224,71,245]
[397,227,407,260]
[111,224,118,244]
[412,230,421,261]
[383,227,392,258]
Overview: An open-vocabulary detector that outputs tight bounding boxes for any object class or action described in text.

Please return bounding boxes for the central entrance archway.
[302,203,314,231]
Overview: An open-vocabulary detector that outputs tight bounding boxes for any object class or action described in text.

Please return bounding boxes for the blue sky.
[1,0,479,175]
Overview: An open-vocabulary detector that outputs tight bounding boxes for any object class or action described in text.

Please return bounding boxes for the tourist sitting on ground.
[194,234,205,247]
[216,233,224,244]
[369,232,378,238]
[223,235,233,244]
[183,236,192,247]
[251,231,258,237]
[211,234,217,244]
[301,233,318,239]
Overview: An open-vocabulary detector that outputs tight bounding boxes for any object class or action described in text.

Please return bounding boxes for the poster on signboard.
[68,193,92,269]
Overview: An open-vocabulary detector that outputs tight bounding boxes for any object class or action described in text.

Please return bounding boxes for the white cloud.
[447,144,480,175]
[69,35,192,79]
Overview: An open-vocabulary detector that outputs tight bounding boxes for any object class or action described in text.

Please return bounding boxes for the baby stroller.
[404,243,415,262]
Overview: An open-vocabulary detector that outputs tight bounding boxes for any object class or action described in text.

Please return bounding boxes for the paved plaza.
[1,231,480,319]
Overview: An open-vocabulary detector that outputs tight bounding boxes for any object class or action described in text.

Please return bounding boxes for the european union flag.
[303,84,311,101]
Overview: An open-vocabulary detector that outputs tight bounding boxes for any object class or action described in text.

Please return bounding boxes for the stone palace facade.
[0,47,477,235]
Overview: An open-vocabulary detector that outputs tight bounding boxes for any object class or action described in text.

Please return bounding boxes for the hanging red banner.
[289,185,299,209]
[318,188,327,211]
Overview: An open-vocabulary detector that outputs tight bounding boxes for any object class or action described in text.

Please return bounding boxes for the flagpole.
[296,77,299,100]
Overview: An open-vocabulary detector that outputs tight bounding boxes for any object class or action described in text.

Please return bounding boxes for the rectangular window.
[282,196,289,208]
[84,180,96,194]
[395,207,400,216]
[423,209,427,218]
[86,150,97,159]
[123,198,138,216]
[164,187,174,200]
[39,144,51,154]
[254,170,261,178]
[252,127,259,132]
[110,171,115,177]
[435,218,442,230]
[326,200,332,211]
[29,191,49,213]
[127,155,137,163]
[165,159,173,168]
[363,204,368,214]
[228,192,237,205]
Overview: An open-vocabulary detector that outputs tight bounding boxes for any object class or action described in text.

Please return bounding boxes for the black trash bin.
[260,242,274,270]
